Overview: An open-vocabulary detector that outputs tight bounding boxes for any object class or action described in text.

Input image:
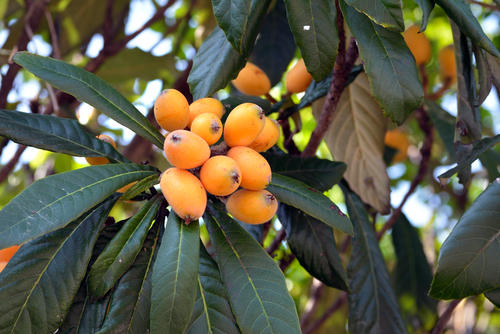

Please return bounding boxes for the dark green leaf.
[187,243,240,334]
[212,0,271,56]
[435,0,500,57]
[12,52,164,148]
[342,186,407,334]
[0,109,129,162]
[0,163,158,249]
[237,220,265,243]
[424,99,456,161]
[278,204,348,290]
[121,174,160,201]
[341,2,423,125]
[150,214,200,334]
[267,173,353,235]
[473,47,492,106]
[88,196,162,297]
[479,149,500,182]
[429,181,500,299]
[284,0,338,81]
[249,0,296,86]
[263,152,346,191]
[0,196,117,333]
[205,203,301,334]
[344,0,404,31]
[411,0,435,31]
[438,134,500,180]
[188,27,246,100]
[485,289,500,308]
[97,221,162,334]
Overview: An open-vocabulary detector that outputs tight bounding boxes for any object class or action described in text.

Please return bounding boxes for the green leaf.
[97,221,162,334]
[0,196,117,334]
[212,0,271,56]
[88,196,161,297]
[438,135,500,181]
[424,99,456,161]
[435,0,500,57]
[473,47,492,106]
[0,163,158,249]
[344,0,404,31]
[411,0,435,31]
[278,204,348,290]
[187,243,240,334]
[205,203,301,334]
[485,289,500,308]
[479,150,500,182]
[188,27,246,100]
[12,52,164,148]
[0,109,129,162]
[429,181,500,299]
[284,0,338,81]
[121,174,160,201]
[341,2,423,125]
[150,214,200,334]
[249,0,296,86]
[267,173,353,235]
[342,187,407,333]
[263,151,346,191]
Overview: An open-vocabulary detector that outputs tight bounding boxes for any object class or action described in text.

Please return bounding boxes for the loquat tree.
[0,0,499,333]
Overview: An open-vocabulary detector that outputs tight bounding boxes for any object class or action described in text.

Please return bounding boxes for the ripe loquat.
[0,245,20,272]
[227,146,271,190]
[188,98,225,126]
[200,156,241,196]
[224,103,265,147]
[85,134,116,165]
[226,189,278,224]
[164,130,210,169]
[154,89,190,131]
[285,58,313,93]
[190,113,223,145]
[403,25,431,66]
[232,62,271,96]
[384,129,410,163]
[248,117,280,152]
[439,45,457,84]
[160,168,207,222]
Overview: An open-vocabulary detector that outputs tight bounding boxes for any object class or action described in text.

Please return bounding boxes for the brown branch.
[0,145,27,184]
[266,228,287,256]
[279,253,295,271]
[300,281,325,328]
[303,292,348,334]
[44,9,61,59]
[468,0,499,10]
[430,299,462,334]
[427,77,452,100]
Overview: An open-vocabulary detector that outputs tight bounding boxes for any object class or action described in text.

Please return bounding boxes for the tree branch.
[303,292,348,334]
[0,145,27,184]
[430,299,462,334]
[266,228,286,256]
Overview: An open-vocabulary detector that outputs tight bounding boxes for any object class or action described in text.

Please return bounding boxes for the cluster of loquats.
[154,89,281,224]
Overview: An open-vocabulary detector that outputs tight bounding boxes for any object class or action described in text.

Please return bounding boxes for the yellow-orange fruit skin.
[154,89,190,131]
[403,25,431,65]
[0,245,20,272]
[188,98,225,126]
[248,117,280,152]
[227,146,271,190]
[439,45,457,84]
[85,134,116,165]
[190,113,223,145]
[224,103,265,147]
[232,62,271,96]
[164,130,210,169]
[117,181,137,194]
[384,129,410,163]
[226,189,278,224]
[160,168,207,221]
[200,156,241,196]
[286,59,313,93]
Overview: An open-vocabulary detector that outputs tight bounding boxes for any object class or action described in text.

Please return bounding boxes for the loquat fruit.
[224,103,265,147]
[188,98,225,126]
[439,45,457,84]
[226,189,278,224]
[403,25,431,66]
[154,89,190,131]
[285,58,313,93]
[232,62,271,96]
[0,245,20,272]
[85,134,116,165]
[164,130,210,169]
[200,156,241,196]
[384,129,410,163]
[160,168,207,222]
[190,113,223,145]
[248,117,280,152]
[227,146,271,190]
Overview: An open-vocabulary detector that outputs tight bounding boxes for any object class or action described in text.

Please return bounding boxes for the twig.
[430,299,462,334]
[44,9,60,59]
[0,145,27,184]
[265,93,278,104]
[469,0,499,10]
[303,292,348,334]
[279,253,295,271]
[300,280,325,328]
[427,77,452,100]
[266,228,286,256]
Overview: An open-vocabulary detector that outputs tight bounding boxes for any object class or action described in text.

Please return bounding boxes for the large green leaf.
[88,196,161,297]
[97,221,162,334]
[267,173,353,235]
[344,0,404,31]
[411,0,435,30]
[341,2,423,125]
[278,204,348,290]
[480,149,500,182]
[343,187,407,333]
[284,0,338,81]
[485,289,500,308]
[205,203,301,334]
[424,99,456,161]
[0,109,129,162]
[188,27,246,100]
[150,214,200,334]
[0,196,117,334]
[429,181,500,299]
[187,243,240,334]
[435,0,500,57]
[0,163,158,249]
[121,174,160,201]
[12,52,164,148]
[212,0,271,56]
[263,150,346,191]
